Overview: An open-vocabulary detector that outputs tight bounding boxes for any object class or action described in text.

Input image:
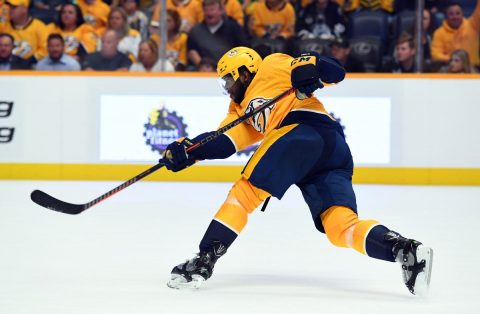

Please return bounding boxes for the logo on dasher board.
[143,107,188,155]
[0,101,14,143]
[236,143,258,157]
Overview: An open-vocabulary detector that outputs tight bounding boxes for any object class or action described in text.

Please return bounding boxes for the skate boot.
[167,241,227,290]
[385,231,433,296]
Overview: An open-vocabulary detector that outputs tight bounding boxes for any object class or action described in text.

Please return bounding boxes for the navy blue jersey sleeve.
[189,132,236,160]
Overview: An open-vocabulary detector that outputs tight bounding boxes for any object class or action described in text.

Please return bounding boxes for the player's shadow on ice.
[207,273,412,300]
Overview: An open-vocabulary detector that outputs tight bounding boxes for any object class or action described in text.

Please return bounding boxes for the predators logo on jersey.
[83,15,98,27]
[63,35,81,55]
[245,97,275,134]
[13,40,33,59]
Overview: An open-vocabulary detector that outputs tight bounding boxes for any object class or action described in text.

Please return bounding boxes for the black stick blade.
[30,190,86,215]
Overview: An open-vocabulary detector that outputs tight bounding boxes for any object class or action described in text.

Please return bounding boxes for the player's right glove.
[161,138,196,172]
[160,132,236,172]
[291,52,346,95]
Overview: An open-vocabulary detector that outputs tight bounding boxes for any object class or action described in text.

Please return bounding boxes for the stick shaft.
[85,163,164,208]
[32,88,295,214]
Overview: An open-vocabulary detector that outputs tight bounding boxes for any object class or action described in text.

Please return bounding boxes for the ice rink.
[1,180,479,314]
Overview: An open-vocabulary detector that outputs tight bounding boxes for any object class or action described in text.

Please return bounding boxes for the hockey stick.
[31,87,296,215]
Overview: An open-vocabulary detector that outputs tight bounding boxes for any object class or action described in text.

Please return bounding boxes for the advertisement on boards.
[100,95,391,165]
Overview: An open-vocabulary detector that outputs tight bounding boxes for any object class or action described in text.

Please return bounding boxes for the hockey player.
[161,47,433,295]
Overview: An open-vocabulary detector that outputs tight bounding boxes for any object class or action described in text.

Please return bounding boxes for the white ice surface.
[1,180,479,314]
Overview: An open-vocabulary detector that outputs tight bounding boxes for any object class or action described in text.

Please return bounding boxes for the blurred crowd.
[0,0,478,73]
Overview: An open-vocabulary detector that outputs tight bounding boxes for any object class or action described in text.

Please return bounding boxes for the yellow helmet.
[217,47,262,81]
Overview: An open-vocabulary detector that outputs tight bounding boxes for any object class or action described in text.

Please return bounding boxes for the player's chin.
[233,95,244,104]
[229,93,238,103]
[231,90,245,104]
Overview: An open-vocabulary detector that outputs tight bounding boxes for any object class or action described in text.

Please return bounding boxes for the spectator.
[330,36,366,72]
[76,0,111,36]
[296,0,347,40]
[151,9,188,71]
[223,0,244,26]
[0,32,31,69]
[384,33,417,73]
[83,29,132,71]
[121,0,148,39]
[0,0,47,61]
[431,0,480,67]
[439,49,478,73]
[36,33,81,71]
[422,9,432,61]
[337,0,395,14]
[197,57,216,72]
[31,0,70,24]
[130,39,175,72]
[46,3,97,61]
[102,7,141,60]
[151,0,203,34]
[187,0,248,67]
[249,0,296,39]
[33,0,68,12]
[407,8,433,61]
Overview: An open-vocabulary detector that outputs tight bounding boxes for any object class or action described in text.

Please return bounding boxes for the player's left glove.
[161,138,196,172]
[291,51,345,96]
[291,52,324,95]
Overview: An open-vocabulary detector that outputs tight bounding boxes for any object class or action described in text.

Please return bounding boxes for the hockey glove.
[291,52,346,95]
[291,52,324,95]
[161,138,196,172]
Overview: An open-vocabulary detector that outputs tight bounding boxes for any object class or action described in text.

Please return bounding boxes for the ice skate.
[385,231,433,296]
[167,242,227,290]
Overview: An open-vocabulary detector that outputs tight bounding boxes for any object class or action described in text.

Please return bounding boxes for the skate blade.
[413,246,434,297]
[167,274,205,290]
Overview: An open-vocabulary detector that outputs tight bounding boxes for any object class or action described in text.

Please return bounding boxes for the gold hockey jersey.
[76,0,110,35]
[46,23,98,57]
[249,0,295,38]
[219,53,331,151]
[0,18,48,60]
